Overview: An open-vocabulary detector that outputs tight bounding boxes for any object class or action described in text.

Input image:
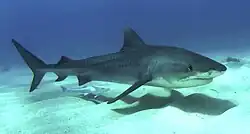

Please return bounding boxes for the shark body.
[12,28,227,104]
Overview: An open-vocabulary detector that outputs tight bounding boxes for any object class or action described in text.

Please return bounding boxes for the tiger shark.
[11,28,227,104]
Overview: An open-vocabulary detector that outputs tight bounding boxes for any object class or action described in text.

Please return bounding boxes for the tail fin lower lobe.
[11,39,48,92]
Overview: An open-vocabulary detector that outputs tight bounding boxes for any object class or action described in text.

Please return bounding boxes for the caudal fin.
[11,39,48,92]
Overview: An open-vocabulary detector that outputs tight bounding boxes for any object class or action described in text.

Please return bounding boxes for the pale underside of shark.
[11,28,227,104]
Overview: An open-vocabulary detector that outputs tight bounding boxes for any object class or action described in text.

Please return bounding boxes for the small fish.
[60,85,110,104]
[60,85,110,95]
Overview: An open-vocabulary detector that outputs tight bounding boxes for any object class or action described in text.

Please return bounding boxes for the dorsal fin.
[56,56,72,66]
[120,28,146,52]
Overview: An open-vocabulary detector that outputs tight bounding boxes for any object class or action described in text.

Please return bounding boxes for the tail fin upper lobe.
[11,39,48,92]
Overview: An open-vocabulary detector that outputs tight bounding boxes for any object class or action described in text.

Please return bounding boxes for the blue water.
[1,0,250,134]
[1,0,250,64]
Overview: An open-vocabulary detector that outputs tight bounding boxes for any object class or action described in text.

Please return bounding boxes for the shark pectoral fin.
[107,75,153,104]
[77,75,91,86]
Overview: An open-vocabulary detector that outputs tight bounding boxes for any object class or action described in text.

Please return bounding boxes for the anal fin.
[55,76,67,82]
[107,75,152,104]
[54,73,68,82]
[77,75,91,86]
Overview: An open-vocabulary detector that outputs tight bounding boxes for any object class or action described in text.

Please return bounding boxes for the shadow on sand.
[78,90,237,116]
[23,81,237,116]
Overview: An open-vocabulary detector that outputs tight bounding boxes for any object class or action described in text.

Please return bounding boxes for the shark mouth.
[194,78,213,80]
[185,70,225,81]
[179,77,213,82]
[168,77,213,88]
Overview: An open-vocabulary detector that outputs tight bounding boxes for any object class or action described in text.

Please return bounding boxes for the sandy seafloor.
[1,51,250,134]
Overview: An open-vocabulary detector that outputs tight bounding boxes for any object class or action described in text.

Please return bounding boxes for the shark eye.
[187,64,193,72]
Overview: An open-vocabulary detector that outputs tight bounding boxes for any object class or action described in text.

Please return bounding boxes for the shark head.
[149,46,227,88]
[122,28,227,88]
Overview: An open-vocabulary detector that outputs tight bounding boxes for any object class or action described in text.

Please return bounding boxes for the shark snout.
[216,63,227,72]
[208,62,227,73]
